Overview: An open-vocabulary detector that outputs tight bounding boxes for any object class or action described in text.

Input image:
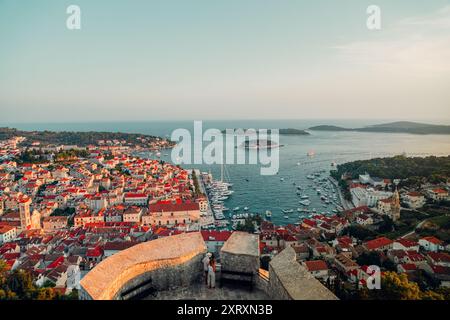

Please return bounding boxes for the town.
[0,133,449,300]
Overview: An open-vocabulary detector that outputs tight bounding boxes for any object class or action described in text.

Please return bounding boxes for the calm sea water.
[3,120,450,225]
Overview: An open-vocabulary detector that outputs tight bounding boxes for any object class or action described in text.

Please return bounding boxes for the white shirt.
[202,256,210,271]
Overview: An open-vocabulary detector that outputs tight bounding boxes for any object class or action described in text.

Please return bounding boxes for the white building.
[351,187,392,207]
[402,192,426,209]
[428,188,448,202]
[124,193,148,206]
[419,236,444,252]
[0,225,17,244]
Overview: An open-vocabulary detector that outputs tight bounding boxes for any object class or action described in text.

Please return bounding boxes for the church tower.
[391,188,401,221]
[19,196,32,230]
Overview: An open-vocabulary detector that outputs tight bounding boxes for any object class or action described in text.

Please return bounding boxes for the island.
[309,121,450,135]
[240,139,283,149]
[0,127,173,148]
[221,128,310,135]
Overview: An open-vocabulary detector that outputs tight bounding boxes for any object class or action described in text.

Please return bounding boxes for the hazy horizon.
[1,0,450,122]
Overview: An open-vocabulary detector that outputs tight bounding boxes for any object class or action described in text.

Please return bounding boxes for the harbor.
[196,160,347,230]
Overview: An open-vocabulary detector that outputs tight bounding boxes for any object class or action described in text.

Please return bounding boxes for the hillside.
[309,121,450,135]
[0,127,171,147]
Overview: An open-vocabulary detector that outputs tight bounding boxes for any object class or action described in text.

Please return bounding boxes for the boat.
[244,207,249,211]
[282,209,294,213]
[280,178,284,181]
[300,195,309,199]
[233,207,240,211]
[265,210,272,218]
[284,215,289,219]
[299,199,311,206]
[307,151,315,157]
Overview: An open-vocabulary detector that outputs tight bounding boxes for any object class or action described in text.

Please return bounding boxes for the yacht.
[299,199,311,206]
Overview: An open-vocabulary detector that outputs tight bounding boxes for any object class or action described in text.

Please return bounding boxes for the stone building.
[79,231,337,300]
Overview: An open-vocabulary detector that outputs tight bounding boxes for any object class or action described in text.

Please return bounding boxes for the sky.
[0,0,449,123]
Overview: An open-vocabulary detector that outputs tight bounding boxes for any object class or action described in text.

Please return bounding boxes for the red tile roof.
[201,230,232,242]
[394,239,418,248]
[421,236,443,245]
[304,260,328,272]
[364,237,393,250]
[149,202,199,212]
[427,252,450,263]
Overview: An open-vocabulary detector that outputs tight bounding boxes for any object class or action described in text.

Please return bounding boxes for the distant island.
[240,139,283,149]
[0,127,173,148]
[221,128,310,135]
[309,121,450,135]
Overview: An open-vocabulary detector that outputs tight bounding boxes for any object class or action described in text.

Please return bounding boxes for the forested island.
[309,121,450,135]
[0,127,172,147]
[221,128,310,135]
[331,155,450,187]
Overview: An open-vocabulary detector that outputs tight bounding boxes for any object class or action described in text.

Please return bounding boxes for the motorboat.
[299,199,311,206]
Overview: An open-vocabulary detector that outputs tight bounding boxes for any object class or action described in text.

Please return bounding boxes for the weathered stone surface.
[268,246,338,300]
[220,232,259,274]
[79,232,207,300]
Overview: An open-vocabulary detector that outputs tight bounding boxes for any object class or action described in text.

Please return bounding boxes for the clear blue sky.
[1,0,449,122]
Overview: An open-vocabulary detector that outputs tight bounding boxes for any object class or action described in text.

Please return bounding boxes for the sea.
[3,119,450,226]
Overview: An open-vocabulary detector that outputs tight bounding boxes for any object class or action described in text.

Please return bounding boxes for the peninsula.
[309,121,450,135]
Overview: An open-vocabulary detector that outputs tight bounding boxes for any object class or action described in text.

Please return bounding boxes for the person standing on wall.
[207,254,216,289]
[202,252,211,285]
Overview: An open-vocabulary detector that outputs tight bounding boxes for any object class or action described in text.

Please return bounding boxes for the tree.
[368,272,444,300]
[356,251,381,266]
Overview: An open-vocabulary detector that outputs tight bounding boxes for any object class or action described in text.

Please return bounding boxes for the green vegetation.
[331,155,450,182]
[310,121,450,135]
[0,127,168,147]
[51,207,75,217]
[236,215,262,233]
[221,128,310,135]
[14,148,89,164]
[416,214,450,242]
[356,251,396,271]
[342,225,377,241]
[191,171,204,198]
[363,272,445,300]
[0,262,78,300]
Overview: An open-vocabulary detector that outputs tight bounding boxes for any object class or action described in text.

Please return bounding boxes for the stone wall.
[267,246,338,300]
[80,232,207,300]
[220,232,259,274]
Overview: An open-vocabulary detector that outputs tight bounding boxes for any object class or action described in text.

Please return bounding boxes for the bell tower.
[19,196,32,230]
